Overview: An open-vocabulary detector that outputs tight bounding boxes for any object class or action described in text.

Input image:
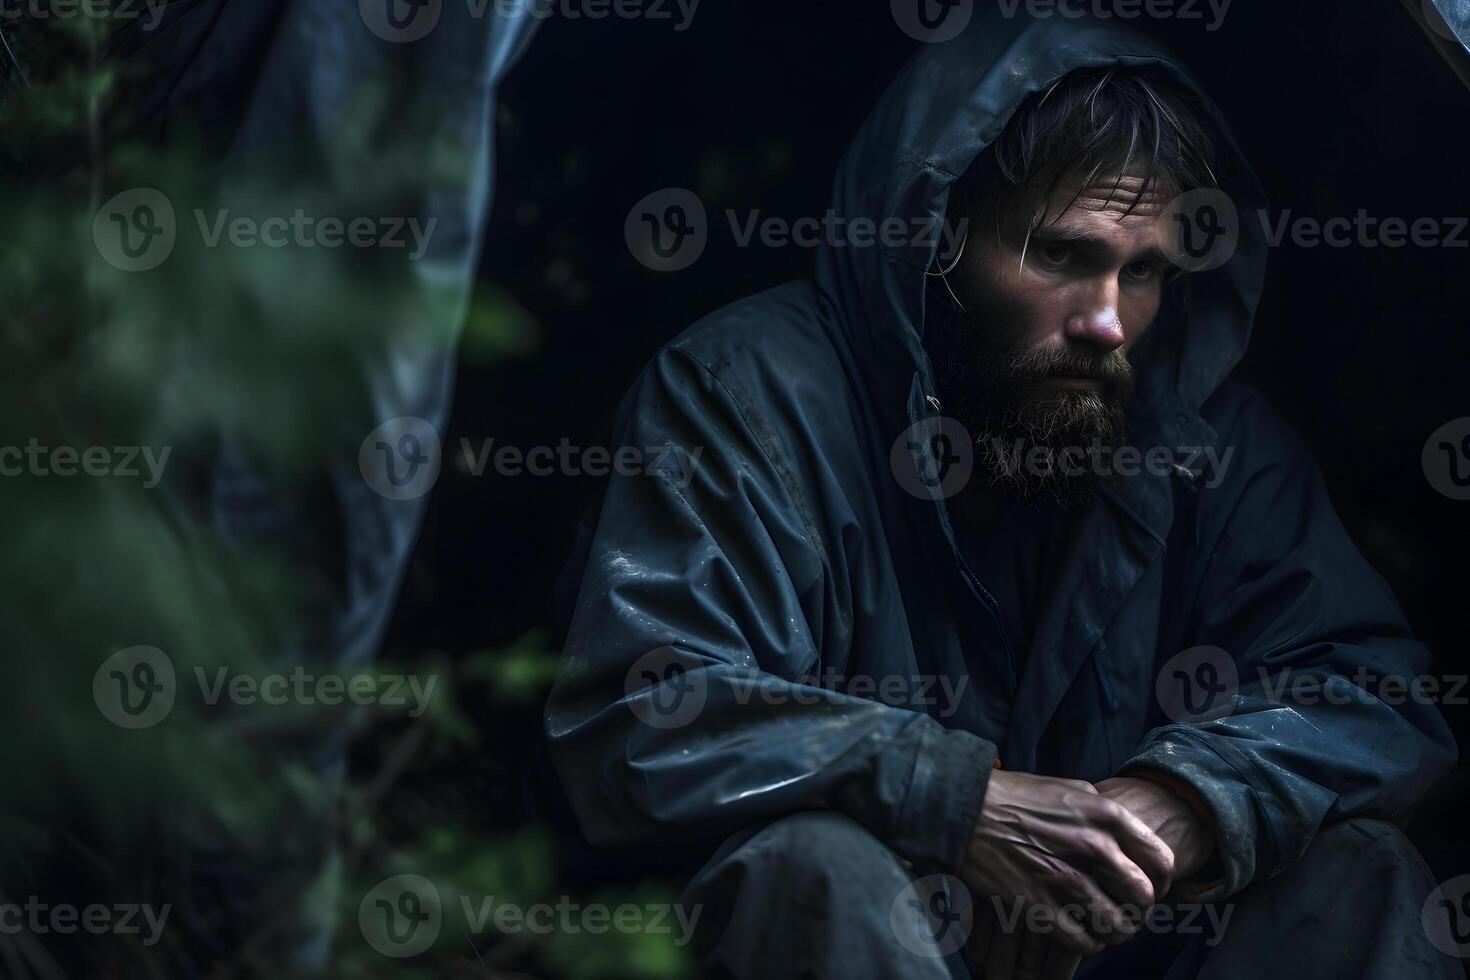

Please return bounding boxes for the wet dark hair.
[952,66,1218,240]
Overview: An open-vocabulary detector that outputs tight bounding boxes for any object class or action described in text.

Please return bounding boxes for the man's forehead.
[1051,173,1170,221]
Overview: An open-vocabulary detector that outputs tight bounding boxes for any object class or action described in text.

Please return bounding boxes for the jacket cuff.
[1119,729,1265,900]
[888,723,997,875]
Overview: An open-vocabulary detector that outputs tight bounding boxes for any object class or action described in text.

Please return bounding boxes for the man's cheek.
[1120,298,1161,348]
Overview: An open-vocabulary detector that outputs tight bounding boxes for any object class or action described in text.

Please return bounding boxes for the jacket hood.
[814,13,1269,433]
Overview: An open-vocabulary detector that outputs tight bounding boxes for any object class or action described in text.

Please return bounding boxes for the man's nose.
[1064,281,1125,350]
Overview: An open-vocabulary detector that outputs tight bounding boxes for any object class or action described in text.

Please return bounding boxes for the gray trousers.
[682,811,1466,979]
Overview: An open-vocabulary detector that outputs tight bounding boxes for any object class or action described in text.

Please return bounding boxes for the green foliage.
[0,15,691,978]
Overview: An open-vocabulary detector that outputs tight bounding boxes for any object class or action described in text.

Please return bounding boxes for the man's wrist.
[1127,769,1214,827]
[1118,769,1224,891]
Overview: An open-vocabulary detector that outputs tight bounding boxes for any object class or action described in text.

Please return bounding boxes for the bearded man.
[546,14,1457,980]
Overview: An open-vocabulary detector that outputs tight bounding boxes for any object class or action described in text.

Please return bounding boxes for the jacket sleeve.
[545,345,996,874]
[1121,391,1457,899]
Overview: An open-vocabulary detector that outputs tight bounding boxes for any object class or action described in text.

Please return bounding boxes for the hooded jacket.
[545,13,1456,899]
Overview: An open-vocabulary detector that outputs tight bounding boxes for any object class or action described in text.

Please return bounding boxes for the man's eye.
[1123,260,1160,282]
[1037,244,1073,268]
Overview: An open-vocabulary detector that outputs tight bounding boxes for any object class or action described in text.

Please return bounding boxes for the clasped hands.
[960,769,1216,980]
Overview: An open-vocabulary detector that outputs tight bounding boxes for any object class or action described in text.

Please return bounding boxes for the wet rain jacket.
[545,14,1456,900]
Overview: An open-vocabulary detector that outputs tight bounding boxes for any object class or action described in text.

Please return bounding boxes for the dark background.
[383,0,1470,883]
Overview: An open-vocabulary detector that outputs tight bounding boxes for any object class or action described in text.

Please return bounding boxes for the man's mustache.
[1004,346,1135,400]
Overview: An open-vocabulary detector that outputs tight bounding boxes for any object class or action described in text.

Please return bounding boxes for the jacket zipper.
[952,546,1019,693]
[922,390,1020,691]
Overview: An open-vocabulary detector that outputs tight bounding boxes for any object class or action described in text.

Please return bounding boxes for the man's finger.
[1097,798,1176,897]
[1083,836,1157,918]
[1049,900,1107,957]
[1040,869,1137,949]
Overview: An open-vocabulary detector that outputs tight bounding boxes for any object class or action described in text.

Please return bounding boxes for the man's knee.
[1199,818,1462,979]
[694,811,911,900]
[682,812,961,980]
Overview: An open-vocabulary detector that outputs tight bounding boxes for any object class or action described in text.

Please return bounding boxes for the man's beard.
[928,305,1135,509]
